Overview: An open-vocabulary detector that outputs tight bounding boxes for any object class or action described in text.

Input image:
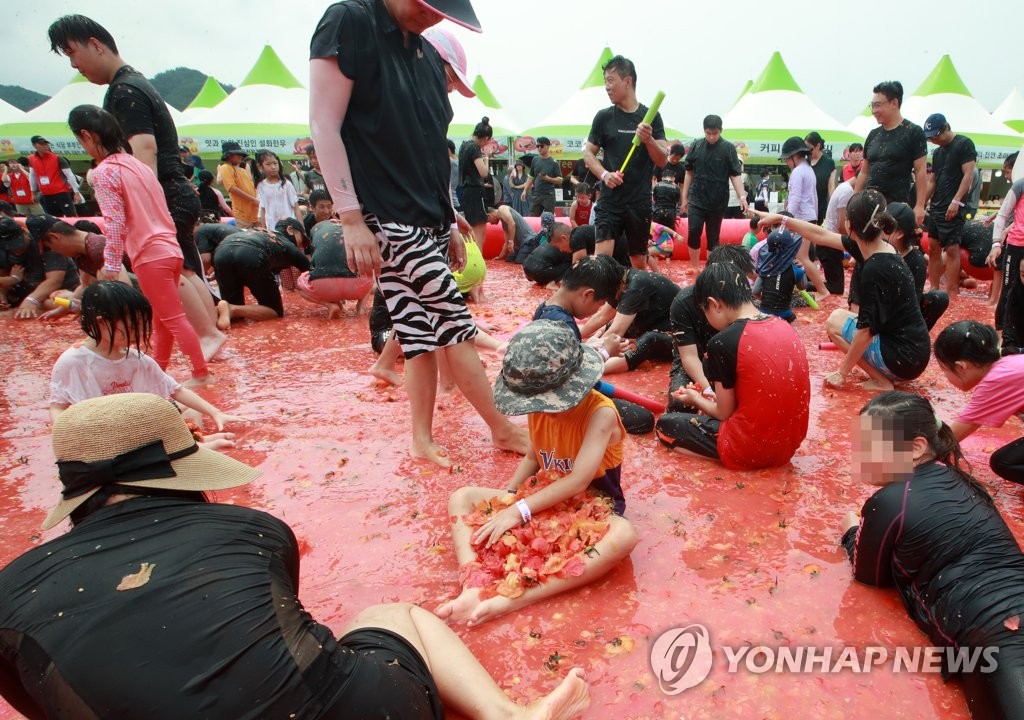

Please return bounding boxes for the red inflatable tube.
[594,380,666,414]
[919,234,993,282]
[483,217,752,260]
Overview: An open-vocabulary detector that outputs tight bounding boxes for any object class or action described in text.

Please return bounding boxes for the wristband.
[779,215,789,229]
[601,170,610,183]
[598,347,610,361]
[26,296,41,306]
[515,499,532,525]
[951,200,964,207]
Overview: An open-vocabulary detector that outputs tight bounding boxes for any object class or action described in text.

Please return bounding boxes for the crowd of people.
[1,2,1023,718]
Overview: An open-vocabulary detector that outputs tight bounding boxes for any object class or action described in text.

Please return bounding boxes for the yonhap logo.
[649,624,714,694]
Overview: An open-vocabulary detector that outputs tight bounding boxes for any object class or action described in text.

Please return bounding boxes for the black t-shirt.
[652,181,681,213]
[523,242,572,273]
[197,184,222,214]
[529,155,560,198]
[311,0,453,227]
[842,235,866,306]
[930,135,977,211]
[309,221,357,280]
[459,141,484,188]
[658,159,686,185]
[759,264,796,313]
[587,104,665,209]
[608,269,681,336]
[0,497,386,718]
[902,247,927,298]
[684,137,742,212]
[571,159,594,186]
[704,317,748,389]
[194,223,242,255]
[811,156,836,223]
[863,119,927,204]
[669,285,716,376]
[1,236,79,292]
[856,250,931,379]
[303,170,329,199]
[214,230,311,273]
[103,65,186,183]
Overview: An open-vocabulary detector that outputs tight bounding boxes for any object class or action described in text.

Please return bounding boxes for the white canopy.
[994,88,1024,134]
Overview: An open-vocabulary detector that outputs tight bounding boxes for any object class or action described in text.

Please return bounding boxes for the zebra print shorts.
[366,215,477,359]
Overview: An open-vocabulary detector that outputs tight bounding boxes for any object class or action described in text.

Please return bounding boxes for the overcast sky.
[6,0,1021,134]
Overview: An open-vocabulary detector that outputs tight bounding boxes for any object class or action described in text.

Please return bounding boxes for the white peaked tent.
[178,76,230,129]
[900,55,1022,168]
[448,75,521,148]
[848,106,878,140]
[722,51,861,165]
[0,98,23,124]
[176,46,310,160]
[994,88,1024,134]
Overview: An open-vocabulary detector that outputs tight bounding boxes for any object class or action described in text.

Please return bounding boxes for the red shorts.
[297,272,373,302]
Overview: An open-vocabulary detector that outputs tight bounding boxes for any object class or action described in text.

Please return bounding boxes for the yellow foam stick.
[798,289,819,310]
[618,90,666,174]
[54,296,72,308]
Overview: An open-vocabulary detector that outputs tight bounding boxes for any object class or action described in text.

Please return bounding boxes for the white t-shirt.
[257,180,299,232]
[824,180,855,234]
[50,345,180,407]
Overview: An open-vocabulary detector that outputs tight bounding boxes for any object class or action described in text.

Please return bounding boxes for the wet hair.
[74,219,102,234]
[602,55,637,88]
[550,222,571,241]
[860,391,990,503]
[885,202,922,251]
[68,105,130,156]
[254,149,285,186]
[446,139,456,153]
[198,169,215,187]
[706,243,754,275]
[846,189,895,242]
[48,14,118,55]
[473,117,493,140]
[1006,152,1019,169]
[38,220,78,247]
[694,262,752,310]
[0,217,26,252]
[749,216,759,231]
[561,253,622,301]
[0,200,14,217]
[703,115,723,131]
[79,281,152,356]
[804,131,824,149]
[670,143,686,156]
[873,81,904,107]
[849,142,864,152]
[309,189,331,207]
[70,487,206,526]
[934,320,1000,368]
[575,182,591,196]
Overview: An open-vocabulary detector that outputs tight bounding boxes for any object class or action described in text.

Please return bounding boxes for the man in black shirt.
[0,216,78,317]
[522,137,562,215]
[854,81,928,221]
[920,112,977,301]
[309,0,529,465]
[681,115,748,268]
[805,131,844,294]
[652,167,681,227]
[583,55,667,269]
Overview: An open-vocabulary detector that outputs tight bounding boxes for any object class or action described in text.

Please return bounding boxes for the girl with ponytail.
[840,390,1024,718]
[935,319,1024,485]
[756,190,931,391]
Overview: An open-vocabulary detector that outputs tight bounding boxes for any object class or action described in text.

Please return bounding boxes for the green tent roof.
[913,55,971,97]
[69,72,90,85]
[730,80,752,109]
[239,45,304,89]
[580,47,615,90]
[186,76,229,110]
[750,52,802,94]
[472,76,502,110]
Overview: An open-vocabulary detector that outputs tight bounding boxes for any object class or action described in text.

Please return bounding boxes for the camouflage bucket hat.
[493,320,605,416]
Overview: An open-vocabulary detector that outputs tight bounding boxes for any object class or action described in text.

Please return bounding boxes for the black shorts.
[655,412,721,459]
[925,211,965,249]
[214,245,284,316]
[162,177,203,274]
[326,627,443,719]
[595,203,652,257]
[461,185,489,225]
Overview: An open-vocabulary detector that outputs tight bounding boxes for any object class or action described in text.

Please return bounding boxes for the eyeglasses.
[870,100,892,109]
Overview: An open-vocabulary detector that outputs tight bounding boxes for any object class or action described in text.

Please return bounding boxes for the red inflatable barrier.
[919,234,993,282]
[482,215,751,260]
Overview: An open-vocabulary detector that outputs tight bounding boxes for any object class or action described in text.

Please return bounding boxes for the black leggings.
[369,289,393,355]
[920,290,949,331]
[996,244,1024,331]
[623,331,674,371]
[817,246,846,295]
[991,437,1024,485]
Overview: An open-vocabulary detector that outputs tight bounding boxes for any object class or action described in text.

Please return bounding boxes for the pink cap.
[416,0,482,32]
[422,27,475,98]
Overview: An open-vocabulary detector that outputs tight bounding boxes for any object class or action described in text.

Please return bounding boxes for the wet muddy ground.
[1,259,1020,719]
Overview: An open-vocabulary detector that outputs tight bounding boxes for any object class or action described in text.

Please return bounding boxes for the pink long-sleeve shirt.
[91,153,181,272]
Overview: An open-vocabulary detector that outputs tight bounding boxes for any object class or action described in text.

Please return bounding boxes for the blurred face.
[308,152,320,171]
[937,359,987,392]
[33,141,52,156]
[576,288,605,317]
[226,153,244,166]
[313,200,333,221]
[385,0,442,34]
[849,147,864,163]
[61,38,107,83]
[853,414,915,486]
[870,92,899,124]
[537,143,550,157]
[577,192,591,206]
[260,155,280,176]
[704,128,721,144]
[668,153,682,164]
[74,131,100,161]
[43,232,77,257]
[604,68,630,105]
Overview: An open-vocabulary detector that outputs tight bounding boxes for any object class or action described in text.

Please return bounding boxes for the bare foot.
[525,667,590,720]
[200,432,237,451]
[815,291,832,303]
[184,372,213,388]
[411,439,452,468]
[492,423,530,455]
[216,300,232,331]
[434,586,515,627]
[858,378,895,393]
[326,302,342,320]
[368,361,401,386]
[200,330,228,362]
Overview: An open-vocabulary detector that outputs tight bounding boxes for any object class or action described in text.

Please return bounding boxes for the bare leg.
[369,332,402,386]
[688,245,700,270]
[438,486,637,627]
[926,239,944,292]
[437,349,456,393]
[343,603,589,720]
[825,309,894,391]
[225,303,279,322]
[216,300,231,331]
[472,327,507,354]
[594,238,614,256]
[943,245,961,300]
[602,357,627,374]
[797,238,830,301]
[444,341,529,454]
[179,272,227,360]
[406,350,449,467]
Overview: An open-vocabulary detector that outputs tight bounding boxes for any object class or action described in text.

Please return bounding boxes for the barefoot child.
[255,150,302,289]
[438,321,638,627]
[49,281,242,449]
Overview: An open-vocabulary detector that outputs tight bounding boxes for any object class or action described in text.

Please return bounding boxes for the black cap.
[30,135,50,146]
[26,214,62,245]
[275,217,306,240]
[779,136,810,160]
[0,217,27,251]
[416,0,482,32]
[220,141,248,161]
